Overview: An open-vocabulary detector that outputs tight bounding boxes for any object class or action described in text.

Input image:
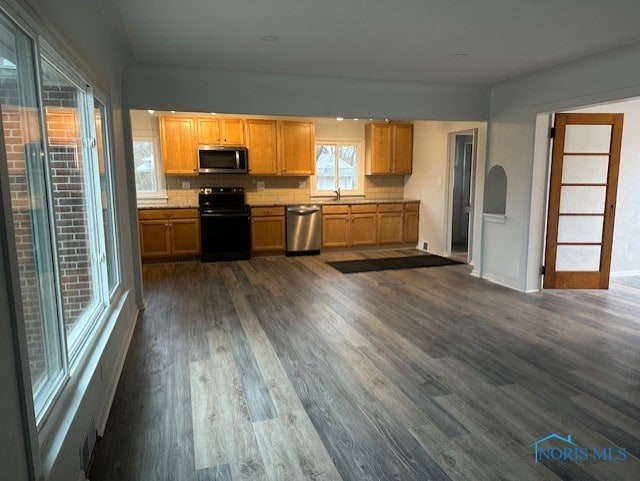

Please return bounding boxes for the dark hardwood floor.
[90,251,640,481]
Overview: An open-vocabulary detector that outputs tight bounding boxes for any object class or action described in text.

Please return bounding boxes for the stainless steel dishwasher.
[286,205,322,255]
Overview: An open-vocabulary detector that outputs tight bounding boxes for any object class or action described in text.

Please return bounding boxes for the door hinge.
[549,127,555,139]
[540,265,546,275]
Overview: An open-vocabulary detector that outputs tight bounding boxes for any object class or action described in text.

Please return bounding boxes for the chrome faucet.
[334,187,341,200]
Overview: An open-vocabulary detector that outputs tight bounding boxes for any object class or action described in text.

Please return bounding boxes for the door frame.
[446,128,478,262]
[542,112,623,289]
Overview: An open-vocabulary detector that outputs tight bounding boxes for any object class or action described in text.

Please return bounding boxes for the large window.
[0,14,121,424]
[312,142,363,196]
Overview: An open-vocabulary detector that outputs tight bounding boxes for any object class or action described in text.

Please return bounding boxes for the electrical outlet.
[422,242,428,251]
[298,180,307,189]
[256,181,265,191]
[181,181,190,190]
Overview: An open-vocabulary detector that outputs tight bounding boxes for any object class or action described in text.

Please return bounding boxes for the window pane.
[338,144,358,190]
[94,98,119,294]
[315,144,336,190]
[133,139,157,192]
[0,15,64,417]
[41,59,100,353]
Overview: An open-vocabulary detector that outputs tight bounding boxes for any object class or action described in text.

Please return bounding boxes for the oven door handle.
[200,212,250,218]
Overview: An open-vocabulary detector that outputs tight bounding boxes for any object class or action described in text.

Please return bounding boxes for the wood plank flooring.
[90,250,640,481]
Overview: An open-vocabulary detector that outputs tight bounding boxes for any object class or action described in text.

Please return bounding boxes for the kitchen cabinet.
[403,202,419,244]
[322,205,350,247]
[196,117,220,144]
[349,204,377,246]
[251,206,286,254]
[159,116,198,175]
[138,208,200,261]
[245,119,278,175]
[365,123,413,175]
[279,121,315,175]
[322,204,377,248]
[377,203,404,245]
[197,117,245,145]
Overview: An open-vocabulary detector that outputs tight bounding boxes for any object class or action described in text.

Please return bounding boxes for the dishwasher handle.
[287,206,320,215]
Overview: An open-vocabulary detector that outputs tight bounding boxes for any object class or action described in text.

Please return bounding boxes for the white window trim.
[133,136,167,205]
[311,140,364,198]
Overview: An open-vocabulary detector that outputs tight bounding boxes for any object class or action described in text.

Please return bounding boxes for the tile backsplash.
[165,174,407,206]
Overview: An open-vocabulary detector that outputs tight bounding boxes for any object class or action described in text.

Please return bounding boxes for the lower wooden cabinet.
[377,203,404,245]
[349,204,377,246]
[251,206,286,254]
[321,202,418,249]
[322,205,350,247]
[138,208,200,262]
[403,202,419,244]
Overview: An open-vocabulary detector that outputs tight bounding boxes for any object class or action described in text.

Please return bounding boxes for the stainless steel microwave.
[198,145,248,174]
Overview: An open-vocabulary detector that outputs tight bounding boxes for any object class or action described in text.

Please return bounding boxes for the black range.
[198,186,251,262]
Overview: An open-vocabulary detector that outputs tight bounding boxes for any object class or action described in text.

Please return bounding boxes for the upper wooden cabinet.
[365,123,413,175]
[159,116,198,175]
[196,117,220,144]
[279,121,315,175]
[245,119,278,175]
[196,117,245,145]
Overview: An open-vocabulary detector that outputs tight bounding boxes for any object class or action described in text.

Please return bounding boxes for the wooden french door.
[543,113,623,289]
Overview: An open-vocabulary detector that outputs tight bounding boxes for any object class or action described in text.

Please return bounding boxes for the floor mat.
[326,254,463,274]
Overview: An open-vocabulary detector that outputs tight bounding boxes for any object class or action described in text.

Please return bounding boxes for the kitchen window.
[312,142,363,196]
[133,136,166,203]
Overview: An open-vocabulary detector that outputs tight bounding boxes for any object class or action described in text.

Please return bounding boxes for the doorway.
[449,132,474,262]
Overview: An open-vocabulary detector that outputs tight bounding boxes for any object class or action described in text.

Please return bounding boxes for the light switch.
[437,177,443,187]
[256,181,265,191]
[181,181,190,189]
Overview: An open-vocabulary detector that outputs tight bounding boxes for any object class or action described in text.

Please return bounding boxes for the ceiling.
[113,0,640,85]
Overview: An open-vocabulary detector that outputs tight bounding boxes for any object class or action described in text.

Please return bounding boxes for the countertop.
[249,198,419,207]
[138,198,419,209]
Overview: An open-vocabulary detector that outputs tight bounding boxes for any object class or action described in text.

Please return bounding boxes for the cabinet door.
[351,214,377,246]
[246,119,278,175]
[365,123,391,174]
[197,117,220,144]
[403,211,419,244]
[251,216,286,253]
[221,118,245,145]
[280,121,315,175]
[139,220,171,258]
[377,211,404,245]
[392,124,413,174]
[322,214,350,247]
[171,218,201,255]
[160,116,197,175]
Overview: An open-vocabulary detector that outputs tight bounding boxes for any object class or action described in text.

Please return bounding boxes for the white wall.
[1,1,138,481]
[123,63,490,121]
[486,41,640,291]
[405,121,486,258]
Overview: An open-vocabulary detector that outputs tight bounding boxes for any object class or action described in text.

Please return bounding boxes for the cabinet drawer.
[404,202,419,212]
[322,204,349,214]
[377,203,403,213]
[138,208,199,220]
[251,206,285,217]
[350,204,377,214]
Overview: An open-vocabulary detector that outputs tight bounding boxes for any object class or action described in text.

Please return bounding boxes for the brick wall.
[2,74,94,382]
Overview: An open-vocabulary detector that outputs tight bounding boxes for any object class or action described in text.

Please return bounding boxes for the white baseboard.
[610,270,640,278]
[480,273,525,292]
